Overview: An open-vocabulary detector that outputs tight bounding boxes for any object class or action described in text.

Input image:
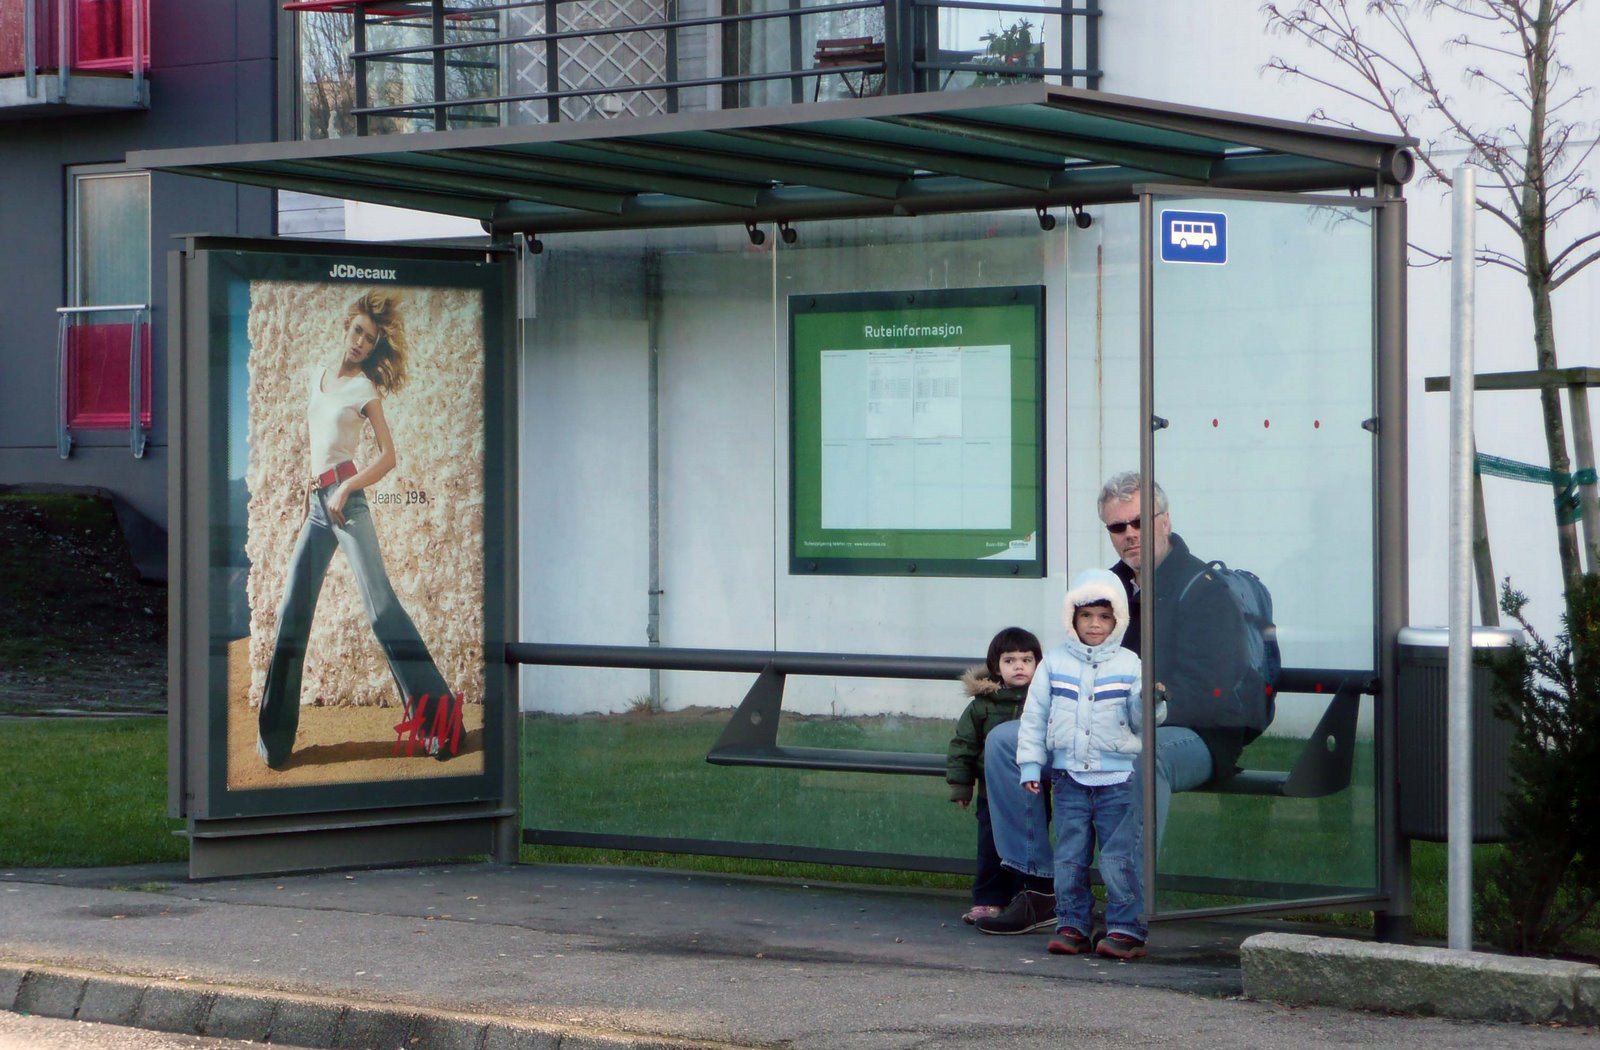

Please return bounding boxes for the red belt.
[316,461,357,488]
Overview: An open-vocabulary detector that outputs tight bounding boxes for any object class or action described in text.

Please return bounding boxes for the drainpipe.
[645,250,663,709]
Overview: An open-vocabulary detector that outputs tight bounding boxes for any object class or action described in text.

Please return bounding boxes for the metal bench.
[703,660,1372,799]
[503,643,1371,799]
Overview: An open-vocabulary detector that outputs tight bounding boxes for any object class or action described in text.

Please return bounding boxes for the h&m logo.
[328,263,399,280]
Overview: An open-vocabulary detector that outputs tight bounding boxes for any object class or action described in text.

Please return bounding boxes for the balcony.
[287,0,1099,138]
[0,0,149,118]
[56,305,152,459]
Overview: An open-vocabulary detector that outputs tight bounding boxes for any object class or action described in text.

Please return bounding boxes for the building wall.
[1098,0,1600,638]
[0,1,277,541]
[503,4,1600,725]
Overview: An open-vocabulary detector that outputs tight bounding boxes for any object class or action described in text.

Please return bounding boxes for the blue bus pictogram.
[1160,209,1228,265]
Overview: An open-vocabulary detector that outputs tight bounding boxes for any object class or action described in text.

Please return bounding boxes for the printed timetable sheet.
[818,344,1011,531]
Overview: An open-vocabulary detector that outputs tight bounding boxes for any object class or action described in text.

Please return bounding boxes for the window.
[70,166,149,306]
[63,166,151,446]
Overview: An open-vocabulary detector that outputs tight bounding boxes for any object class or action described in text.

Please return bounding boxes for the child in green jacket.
[948,626,1042,924]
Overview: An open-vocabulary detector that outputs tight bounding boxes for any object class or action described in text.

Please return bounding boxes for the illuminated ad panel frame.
[175,239,511,820]
[789,285,1046,578]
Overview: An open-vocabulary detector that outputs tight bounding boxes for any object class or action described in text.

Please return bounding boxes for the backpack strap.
[1177,559,1227,605]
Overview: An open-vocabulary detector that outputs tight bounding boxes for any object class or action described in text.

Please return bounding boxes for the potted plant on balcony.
[973,18,1044,86]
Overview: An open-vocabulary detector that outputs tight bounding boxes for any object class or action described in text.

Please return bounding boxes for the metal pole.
[57,0,69,102]
[646,252,663,710]
[1565,382,1600,573]
[1374,185,1411,941]
[24,0,37,99]
[1447,164,1477,951]
[131,0,143,102]
[57,310,73,459]
[353,6,370,136]
[1137,191,1158,918]
[431,0,447,130]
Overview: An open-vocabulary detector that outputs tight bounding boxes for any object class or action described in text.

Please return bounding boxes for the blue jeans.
[1051,775,1145,941]
[983,719,1213,879]
[257,485,451,767]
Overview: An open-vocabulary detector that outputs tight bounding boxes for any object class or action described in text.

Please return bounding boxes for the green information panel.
[790,286,1045,578]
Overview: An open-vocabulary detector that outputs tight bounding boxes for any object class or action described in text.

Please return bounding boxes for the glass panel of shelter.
[1144,193,1380,915]
[515,200,1382,907]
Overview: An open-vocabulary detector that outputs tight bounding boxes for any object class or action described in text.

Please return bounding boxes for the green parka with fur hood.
[945,669,1029,804]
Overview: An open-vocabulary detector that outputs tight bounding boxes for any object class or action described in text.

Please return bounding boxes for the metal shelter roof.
[129,83,1415,235]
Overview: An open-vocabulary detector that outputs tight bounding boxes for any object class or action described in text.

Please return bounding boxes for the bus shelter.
[136,82,1416,929]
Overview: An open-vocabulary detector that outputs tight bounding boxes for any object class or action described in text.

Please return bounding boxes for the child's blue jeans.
[1050,773,1147,942]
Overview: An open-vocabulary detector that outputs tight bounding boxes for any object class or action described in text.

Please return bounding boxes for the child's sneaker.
[1046,926,1091,955]
[961,905,1002,925]
[1094,932,1148,959]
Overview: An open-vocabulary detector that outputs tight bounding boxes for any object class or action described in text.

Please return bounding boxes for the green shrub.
[1477,576,1600,954]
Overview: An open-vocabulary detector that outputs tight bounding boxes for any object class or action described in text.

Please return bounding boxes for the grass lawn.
[0,718,185,868]
[12,714,1596,953]
[523,708,1382,909]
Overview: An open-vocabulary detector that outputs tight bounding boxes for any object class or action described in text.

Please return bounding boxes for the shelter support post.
[1375,185,1411,941]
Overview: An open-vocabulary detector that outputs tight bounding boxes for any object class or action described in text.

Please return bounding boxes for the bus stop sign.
[1161,209,1228,265]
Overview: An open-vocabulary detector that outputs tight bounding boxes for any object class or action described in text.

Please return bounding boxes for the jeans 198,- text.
[257,486,451,767]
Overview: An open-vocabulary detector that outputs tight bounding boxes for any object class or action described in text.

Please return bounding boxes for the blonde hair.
[345,290,409,394]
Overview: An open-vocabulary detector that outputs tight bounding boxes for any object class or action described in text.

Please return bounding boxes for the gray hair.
[1098,471,1168,516]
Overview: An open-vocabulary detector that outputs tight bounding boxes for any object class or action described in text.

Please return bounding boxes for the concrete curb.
[1241,932,1600,1024]
[0,962,748,1050]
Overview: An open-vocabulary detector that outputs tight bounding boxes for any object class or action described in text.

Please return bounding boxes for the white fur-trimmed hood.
[1060,568,1130,651]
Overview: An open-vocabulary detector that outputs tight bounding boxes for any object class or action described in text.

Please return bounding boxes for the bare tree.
[1263,0,1600,613]
[299,11,357,139]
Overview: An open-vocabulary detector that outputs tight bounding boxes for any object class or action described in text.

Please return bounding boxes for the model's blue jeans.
[1051,775,1146,940]
[983,719,1213,879]
[257,485,450,766]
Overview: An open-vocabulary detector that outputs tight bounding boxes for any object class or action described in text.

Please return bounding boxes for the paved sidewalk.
[1,862,1594,1049]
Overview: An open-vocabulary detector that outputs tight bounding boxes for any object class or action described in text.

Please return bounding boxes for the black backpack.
[1178,560,1281,733]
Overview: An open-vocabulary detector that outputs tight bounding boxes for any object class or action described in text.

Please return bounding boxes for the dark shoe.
[256,735,290,770]
[1047,926,1091,955]
[974,890,1057,936]
[1094,932,1148,959]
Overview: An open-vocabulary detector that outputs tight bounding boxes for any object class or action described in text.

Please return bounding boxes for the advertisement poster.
[790,286,1045,577]
[204,247,505,817]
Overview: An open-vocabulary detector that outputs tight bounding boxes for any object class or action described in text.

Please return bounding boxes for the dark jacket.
[946,669,1029,804]
[1110,532,1250,781]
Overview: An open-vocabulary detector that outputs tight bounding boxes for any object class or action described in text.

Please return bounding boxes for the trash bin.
[1396,626,1522,843]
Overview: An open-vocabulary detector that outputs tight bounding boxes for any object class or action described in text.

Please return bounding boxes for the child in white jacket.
[1017,568,1163,959]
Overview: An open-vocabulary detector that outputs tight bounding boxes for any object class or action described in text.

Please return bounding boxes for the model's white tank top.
[307,366,379,475]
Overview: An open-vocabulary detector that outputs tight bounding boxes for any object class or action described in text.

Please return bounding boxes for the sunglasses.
[1105,510,1165,535]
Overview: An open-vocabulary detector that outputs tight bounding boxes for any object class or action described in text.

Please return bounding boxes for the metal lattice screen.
[509,0,669,123]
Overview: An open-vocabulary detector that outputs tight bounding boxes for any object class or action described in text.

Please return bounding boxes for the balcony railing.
[57,304,151,459]
[0,0,149,113]
[288,0,1099,138]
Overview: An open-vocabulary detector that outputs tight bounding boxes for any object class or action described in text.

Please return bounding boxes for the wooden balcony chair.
[811,36,885,100]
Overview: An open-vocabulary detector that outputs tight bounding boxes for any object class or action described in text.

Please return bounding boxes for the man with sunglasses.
[973,471,1252,936]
